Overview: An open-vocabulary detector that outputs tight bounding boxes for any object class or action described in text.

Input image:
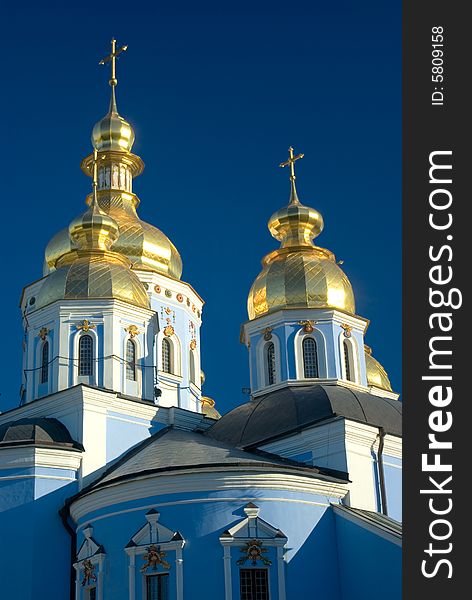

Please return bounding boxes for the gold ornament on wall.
[125,324,140,338]
[341,323,353,338]
[190,339,197,350]
[163,325,175,337]
[81,559,97,587]
[262,327,273,341]
[140,544,171,573]
[38,327,49,340]
[298,320,316,333]
[76,319,96,332]
[236,539,272,566]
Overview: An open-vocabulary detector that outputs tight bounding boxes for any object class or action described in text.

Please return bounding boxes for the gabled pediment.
[77,524,105,561]
[221,503,287,543]
[127,509,182,547]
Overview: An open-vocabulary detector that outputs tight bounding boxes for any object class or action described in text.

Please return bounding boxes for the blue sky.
[1,1,401,412]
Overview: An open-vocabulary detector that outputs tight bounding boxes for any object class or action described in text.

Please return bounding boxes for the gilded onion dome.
[37,152,150,310]
[247,147,355,320]
[364,346,393,392]
[43,39,182,280]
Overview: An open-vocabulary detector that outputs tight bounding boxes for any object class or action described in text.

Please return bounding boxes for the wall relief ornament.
[298,320,316,333]
[81,559,97,587]
[163,325,175,337]
[262,327,273,341]
[236,539,272,566]
[38,327,49,340]
[125,324,140,338]
[140,545,171,573]
[190,339,197,350]
[76,319,96,332]
[341,323,353,338]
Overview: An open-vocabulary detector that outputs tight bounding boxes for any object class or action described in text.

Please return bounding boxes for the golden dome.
[92,88,135,152]
[36,252,150,310]
[365,346,392,391]
[247,147,355,320]
[43,195,183,279]
[37,149,150,311]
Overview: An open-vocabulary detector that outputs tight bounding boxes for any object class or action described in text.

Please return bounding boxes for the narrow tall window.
[189,350,196,384]
[343,340,353,382]
[146,573,169,600]
[162,338,172,373]
[240,569,269,600]
[266,342,276,385]
[40,341,49,384]
[126,339,136,381]
[86,588,97,600]
[78,335,93,377]
[302,337,319,378]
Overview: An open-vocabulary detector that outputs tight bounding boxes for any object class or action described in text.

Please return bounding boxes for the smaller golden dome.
[247,147,355,320]
[365,346,392,392]
[92,88,135,152]
[201,397,221,420]
[69,200,119,252]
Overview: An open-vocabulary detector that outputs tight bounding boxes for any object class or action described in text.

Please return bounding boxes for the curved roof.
[206,384,402,448]
[79,427,347,494]
[0,417,83,450]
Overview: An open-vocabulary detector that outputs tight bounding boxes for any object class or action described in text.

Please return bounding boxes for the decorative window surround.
[124,510,185,600]
[219,503,287,600]
[73,525,106,600]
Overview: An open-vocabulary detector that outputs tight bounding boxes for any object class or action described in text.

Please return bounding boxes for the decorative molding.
[340,323,353,338]
[124,324,140,338]
[38,327,50,340]
[163,325,174,337]
[298,320,316,333]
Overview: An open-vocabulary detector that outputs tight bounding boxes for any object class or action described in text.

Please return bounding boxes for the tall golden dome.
[247,147,355,320]
[364,346,393,391]
[43,39,182,280]
[37,151,150,311]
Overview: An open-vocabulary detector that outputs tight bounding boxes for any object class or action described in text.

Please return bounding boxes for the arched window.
[78,335,93,377]
[189,350,196,384]
[343,340,353,382]
[40,341,49,384]
[162,338,172,373]
[302,337,319,378]
[266,342,276,385]
[126,339,136,381]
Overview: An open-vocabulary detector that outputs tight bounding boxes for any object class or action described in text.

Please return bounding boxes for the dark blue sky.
[1,1,401,412]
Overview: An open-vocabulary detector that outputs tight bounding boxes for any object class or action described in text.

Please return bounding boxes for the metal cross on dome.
[99,38,128,87]
[279,146,304,183]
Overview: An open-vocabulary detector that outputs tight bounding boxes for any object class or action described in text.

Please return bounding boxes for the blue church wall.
[0,477,79,600]
[71,485,343,599]
[384,455,402,522]
[333,511,401,600]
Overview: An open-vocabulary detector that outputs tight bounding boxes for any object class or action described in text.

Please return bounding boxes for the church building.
[0,40,402,600]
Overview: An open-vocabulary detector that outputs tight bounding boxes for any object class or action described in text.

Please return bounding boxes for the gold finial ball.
[268,202,324,247]
[92,112,135,152]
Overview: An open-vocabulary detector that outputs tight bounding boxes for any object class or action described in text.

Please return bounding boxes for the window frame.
[266,342,276,386]
[302,337,319,378]
[40,340,49,384]
[239,568,270,600]
[78,334,94,377]
[145,572,169,600]
[126,338,137,381]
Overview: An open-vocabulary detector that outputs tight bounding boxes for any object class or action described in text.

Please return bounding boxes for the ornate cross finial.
[99,38,128,87]
[279,146,304,204]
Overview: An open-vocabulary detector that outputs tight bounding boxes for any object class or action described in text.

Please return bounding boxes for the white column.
[276,546,286,600]
[97,556,104,600]
[128,551,136,600]
[74,564,81,600]
[176,547,184,600]
[223,545,232,600]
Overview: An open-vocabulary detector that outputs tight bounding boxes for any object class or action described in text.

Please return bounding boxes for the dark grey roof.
[206,384,402,448]
[0,417,83,450]
[79,426,347,494]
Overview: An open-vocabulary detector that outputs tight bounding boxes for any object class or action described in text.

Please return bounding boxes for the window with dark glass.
[240,569,269,600]
[86,587,97,600]
[40,341,49,384]
[78,335,93,377]
[343,340,352,381]
[146,573,169,600]
[266,342,276,386]
[302,337,319,378]
[126,339,136,381]
[161,338,172,373]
